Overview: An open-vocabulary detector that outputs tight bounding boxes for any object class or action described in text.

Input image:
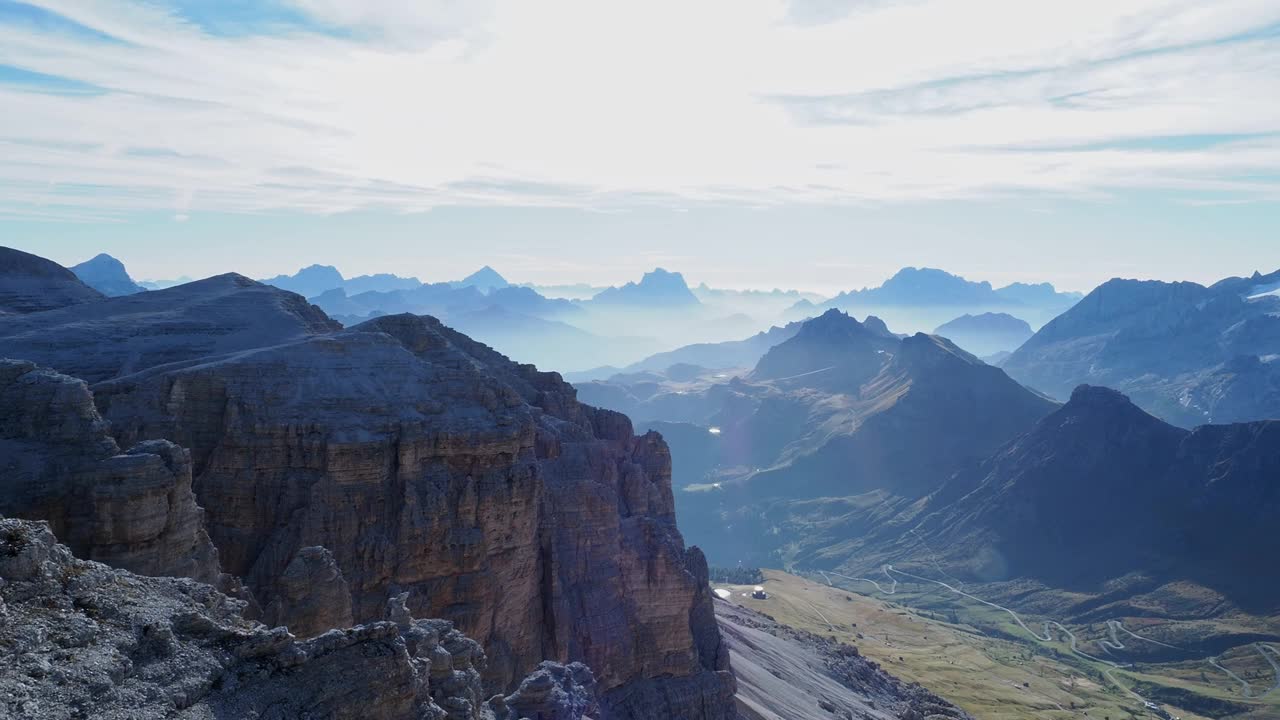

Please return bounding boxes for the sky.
[2,0,1279,294]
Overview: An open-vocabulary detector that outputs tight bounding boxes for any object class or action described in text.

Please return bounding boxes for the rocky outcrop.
[69,253,147,296]
[0,246,103,315]
[0,359,221,586]
[0,517,598,720]
[263,545,354,638]
[89,313,734,718]
[0,272,342,383]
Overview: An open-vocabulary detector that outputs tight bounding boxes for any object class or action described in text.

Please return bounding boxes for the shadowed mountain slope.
[1003,269,1280,425]
[0,246,103,315]
[847,385,1280,611]
[0,273,341,383]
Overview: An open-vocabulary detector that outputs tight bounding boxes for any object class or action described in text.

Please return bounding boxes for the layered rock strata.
[91,313,735,718]
[0,359,221,586]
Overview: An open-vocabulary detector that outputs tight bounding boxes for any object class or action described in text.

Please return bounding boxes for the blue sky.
[2,0,1278,292]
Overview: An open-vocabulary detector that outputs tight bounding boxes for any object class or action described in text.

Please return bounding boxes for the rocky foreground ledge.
[0,517,596,720]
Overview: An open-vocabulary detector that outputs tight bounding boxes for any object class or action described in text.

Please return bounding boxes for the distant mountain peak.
[1067,383,1133,407]
[260,265,345,298]
[813,267,1080,312]
[753,308,891,380]
[458,265,509,291]
[791,308,874,342]
[590,267,699,306]
[1045,384,1173,437]
[897,332,982,368]
[69,252,146,297]
[861,315,894,338]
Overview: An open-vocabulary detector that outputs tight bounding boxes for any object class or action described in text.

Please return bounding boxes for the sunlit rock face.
[0,253,734,718]
[92,312,735,719]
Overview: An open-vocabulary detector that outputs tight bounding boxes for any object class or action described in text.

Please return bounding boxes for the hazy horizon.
[8,194,1278,296]
[4,1,1279,295]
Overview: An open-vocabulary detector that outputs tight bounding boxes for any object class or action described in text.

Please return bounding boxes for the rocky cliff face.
[0,246,103,315]
[0,517,597,720]
[89,312,734,718]
[0,359,221,586]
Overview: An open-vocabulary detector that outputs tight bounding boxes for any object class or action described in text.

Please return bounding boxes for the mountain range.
[1003,268,1280,426]
[6,244,1280,719]
[809,267,1082,311]
[576,309,1059,564]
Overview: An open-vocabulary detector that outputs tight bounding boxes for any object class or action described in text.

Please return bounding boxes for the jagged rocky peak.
[0,359,222,586]
[752,308,890,381]
[860,313,895,338]
[69,252,147,296]
[0,269,342,383]
[0,245,103,315]
[0,517,597,720]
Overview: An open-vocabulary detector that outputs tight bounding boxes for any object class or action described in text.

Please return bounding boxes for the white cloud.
[1,0,1279,219]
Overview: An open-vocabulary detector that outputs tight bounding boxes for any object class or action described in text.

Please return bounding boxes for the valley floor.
[715,571,1280,720]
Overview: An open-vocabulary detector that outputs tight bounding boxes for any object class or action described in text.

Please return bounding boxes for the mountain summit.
[260,264,345,298]
[69,253,146,296]
[591,268,700,307]
[454,265,510,292]
[752,309,892,381]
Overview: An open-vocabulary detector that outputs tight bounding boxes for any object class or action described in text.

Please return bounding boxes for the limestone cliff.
[91,313,735,718]
[0,359,221,586]
[0,517,597,720]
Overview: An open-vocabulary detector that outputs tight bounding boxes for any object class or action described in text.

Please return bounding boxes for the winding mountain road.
[818,564,1168,713]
